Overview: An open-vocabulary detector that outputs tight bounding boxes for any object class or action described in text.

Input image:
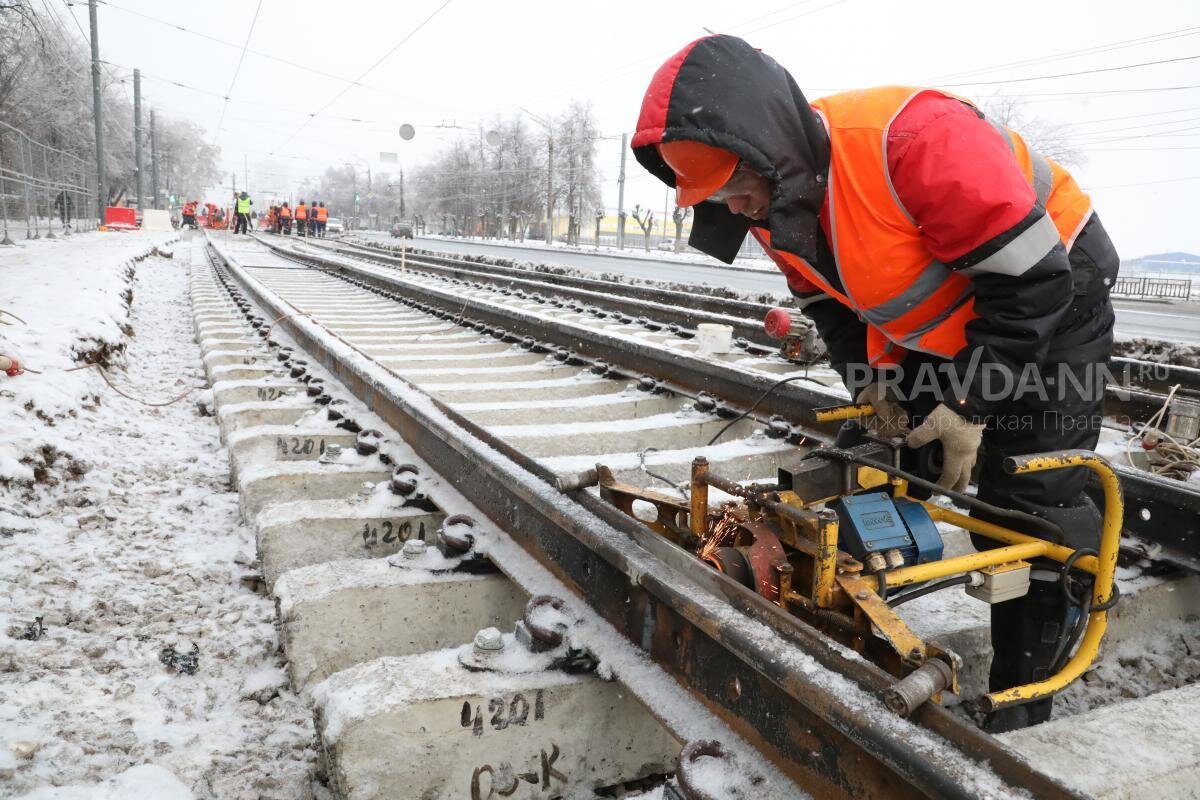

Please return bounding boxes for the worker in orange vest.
[295,201,308,237]
[278,202,293,235]
[181,201,197,229]
[634,35,1118,732]
[315,202,329,238]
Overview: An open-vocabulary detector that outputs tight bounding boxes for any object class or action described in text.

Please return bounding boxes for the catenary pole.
[150,109,160,209]
[616,133,627,250]
[545,133,554,246]
[88,0,105,220]
[134,69,144,211]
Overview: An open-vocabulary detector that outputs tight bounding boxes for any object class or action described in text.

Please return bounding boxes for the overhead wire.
[93,0,464,113]
[211,0,263,147]
[924,25,1200,82]
[937,53,1200,89]
[271,0,454,154]
[1085,175,1200,190]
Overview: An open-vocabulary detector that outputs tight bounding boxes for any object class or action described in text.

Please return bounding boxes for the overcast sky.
[59,0,1200,257]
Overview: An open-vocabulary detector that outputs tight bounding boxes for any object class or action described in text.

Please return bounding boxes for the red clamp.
[0,355,22,377]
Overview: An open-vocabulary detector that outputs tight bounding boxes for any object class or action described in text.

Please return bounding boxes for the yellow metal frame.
[861,451,1121,711]
[604,423,1123,714]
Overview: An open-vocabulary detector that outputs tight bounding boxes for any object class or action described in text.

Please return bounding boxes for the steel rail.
[209,235,1084,800]
[319,238,1200,419]
[258,234,1200,574]
[312,237,783,349]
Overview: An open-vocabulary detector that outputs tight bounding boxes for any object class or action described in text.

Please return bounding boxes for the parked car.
[390,220,414,238]
[325,217,344,235]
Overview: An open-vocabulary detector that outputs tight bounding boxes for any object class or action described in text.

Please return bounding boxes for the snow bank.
[1,235,315,798]
[0,232,175,484]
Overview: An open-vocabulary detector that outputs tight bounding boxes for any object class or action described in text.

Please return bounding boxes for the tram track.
[257,232,1200,574]
[197,230,1200,799]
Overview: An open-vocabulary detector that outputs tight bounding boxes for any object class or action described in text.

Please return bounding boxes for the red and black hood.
[632,35,829,264]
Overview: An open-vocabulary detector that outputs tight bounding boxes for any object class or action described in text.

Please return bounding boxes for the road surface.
[361,233,1200,343]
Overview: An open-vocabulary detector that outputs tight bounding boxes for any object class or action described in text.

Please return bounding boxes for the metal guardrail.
[0,121,98,244]
[1112,274,1192,300]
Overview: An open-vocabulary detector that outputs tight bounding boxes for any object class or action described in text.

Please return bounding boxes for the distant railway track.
[200,231,1200,798]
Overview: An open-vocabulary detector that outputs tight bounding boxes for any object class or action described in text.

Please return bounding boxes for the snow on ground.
[0,232,317,799]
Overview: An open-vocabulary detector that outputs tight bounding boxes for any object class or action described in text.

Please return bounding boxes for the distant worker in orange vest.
[295,201,308,237]
[634,35,1118,733]
[315,202,329,238]
[279,202,292,235]
[181,201,198,229]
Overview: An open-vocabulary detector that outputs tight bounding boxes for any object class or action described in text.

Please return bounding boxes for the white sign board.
[141,209,173,232]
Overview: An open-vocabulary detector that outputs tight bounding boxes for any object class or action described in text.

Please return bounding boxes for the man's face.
[706,163,771,220]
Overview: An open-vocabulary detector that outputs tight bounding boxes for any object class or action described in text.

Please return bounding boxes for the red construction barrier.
[103,206,138,230]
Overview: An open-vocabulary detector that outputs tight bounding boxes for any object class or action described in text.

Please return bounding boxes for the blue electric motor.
[833,492,944,568]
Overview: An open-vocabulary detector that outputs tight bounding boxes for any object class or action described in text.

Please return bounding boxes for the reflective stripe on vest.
[316,207,328,221]
[280,207,291,218]
[236,197,251,213]
[296,205,307,220]
[759,86,1091,365]
[986,118,1093,251]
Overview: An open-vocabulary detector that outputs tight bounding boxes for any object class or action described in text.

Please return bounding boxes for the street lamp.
[520,108,554,247]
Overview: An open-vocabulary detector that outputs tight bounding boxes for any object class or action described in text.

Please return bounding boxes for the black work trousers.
[890,223,1117,730]
[235,212,249,234]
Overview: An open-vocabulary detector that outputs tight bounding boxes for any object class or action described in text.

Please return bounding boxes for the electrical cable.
[886,574,973,608]
[1050,547,1120,673]
[705,373,827,446]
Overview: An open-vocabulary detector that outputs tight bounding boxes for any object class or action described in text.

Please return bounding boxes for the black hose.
[1050,547,1120,672]
[706,373,828,446]
[886,574,973,608]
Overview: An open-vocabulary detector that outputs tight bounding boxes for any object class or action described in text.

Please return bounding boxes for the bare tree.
[0,3,219,206]
[982,95,1083,167]
[405,105,600,244]
[631,204,654,252]
[672,205,691,253]
[554,100,601,246]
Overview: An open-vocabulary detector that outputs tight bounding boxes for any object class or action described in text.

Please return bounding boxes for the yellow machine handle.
[979,450,1123,712]
[811,403,875,424]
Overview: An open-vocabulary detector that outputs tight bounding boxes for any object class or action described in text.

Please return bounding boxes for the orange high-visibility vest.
[295,203,308,220]
[316,206,328,222]
[755,86,1092,367]
[280,206,292,219]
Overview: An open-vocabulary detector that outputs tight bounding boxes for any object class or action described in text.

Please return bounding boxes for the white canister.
[695,323,734,357]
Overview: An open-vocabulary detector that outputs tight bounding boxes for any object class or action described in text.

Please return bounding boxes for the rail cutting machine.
[597,406,1122,717]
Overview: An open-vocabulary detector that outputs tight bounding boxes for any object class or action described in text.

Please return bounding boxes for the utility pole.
[133,69,144,211]
[545,134,554,246]
[616,133,627,250]
[150,109,160,209]
[662,189,669,246]
[399,168,405,219]
[244,154,249,195]
[88,0,105,219]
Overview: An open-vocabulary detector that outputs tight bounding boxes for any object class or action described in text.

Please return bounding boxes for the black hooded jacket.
[631,35,829,266]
